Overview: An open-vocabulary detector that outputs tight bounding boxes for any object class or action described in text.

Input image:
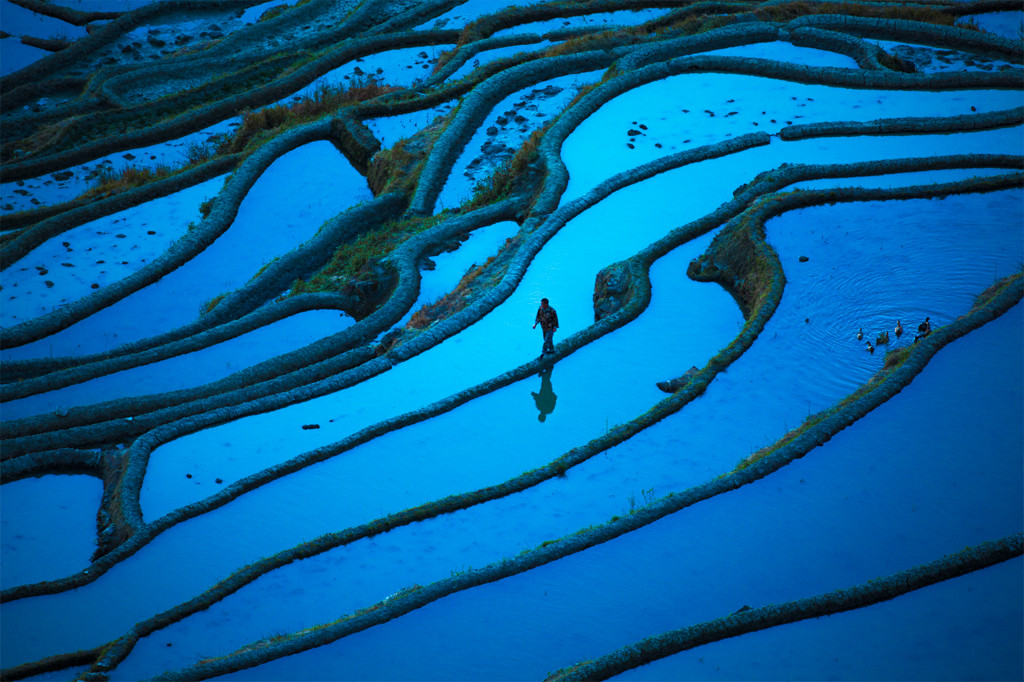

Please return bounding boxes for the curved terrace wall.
[2,5,1022,677]
[76,178,1024,681]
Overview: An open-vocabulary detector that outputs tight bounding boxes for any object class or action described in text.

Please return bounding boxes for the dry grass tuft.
[80,164,177,201]
[753,0,975,29]
[220,78,402,155]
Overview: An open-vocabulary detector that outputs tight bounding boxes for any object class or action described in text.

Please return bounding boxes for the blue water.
[114,188,1022,678]
[2,23,1023,680]
[110,235,741,679]
[0,474,103,590]
[3,310,352,421]
[2,230,739,672]
[214,302,1022,681]
[617,557,1024,681]
[5,141,371,359]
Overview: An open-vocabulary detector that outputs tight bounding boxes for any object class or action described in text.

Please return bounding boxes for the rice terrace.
[0,0,1022,679]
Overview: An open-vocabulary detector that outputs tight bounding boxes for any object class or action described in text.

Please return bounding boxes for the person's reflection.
[532,366,557,422]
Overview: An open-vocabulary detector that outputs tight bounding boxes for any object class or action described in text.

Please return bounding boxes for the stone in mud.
[496,116,508,126]
[799,255,809,262]
[514,115,527,123]
[486,126,498,135]
[480,141,509,155]
[174,34,191,45]
[147,36,166,47]
[628,129,641,136]
[44,281,54,288]
[593,260,632,322]
[530,85,562,97]
[656,366,701,394]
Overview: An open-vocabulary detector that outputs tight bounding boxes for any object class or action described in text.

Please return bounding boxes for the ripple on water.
[766,188,1024,401]
[209,302,1022,681]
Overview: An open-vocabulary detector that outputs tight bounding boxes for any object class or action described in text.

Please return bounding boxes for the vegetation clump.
[80,163,179,201]
[687,197,782,319]
[293,214,443,291]
[753,0,983,29]
[967,271,1022,315]
[460,123,549,213]
[406,233,521,330]
[366,116,447,197]
[258,4,290,22]
[219,78,402,155]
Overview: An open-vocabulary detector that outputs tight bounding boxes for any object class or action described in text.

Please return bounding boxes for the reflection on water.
[532,367,557,422]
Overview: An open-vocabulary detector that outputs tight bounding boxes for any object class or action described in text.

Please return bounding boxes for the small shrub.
[431,46,459,74]
[199,292,229,316]
[199,197,215,218]
[184,139,216,165]
[953,15,985,33]
[258,4,289,22]
[882,345,912,371]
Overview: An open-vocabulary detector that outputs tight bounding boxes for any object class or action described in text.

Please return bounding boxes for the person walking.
[533,298,559,356]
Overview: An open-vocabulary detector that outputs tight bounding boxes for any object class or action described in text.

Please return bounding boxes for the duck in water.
[895,320,903,338]
[876,331,889,345]
[866,341,874,354]
[856,327,863,341]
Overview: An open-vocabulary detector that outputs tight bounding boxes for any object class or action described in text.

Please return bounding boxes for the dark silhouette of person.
[533,297,559,356]
[532,367,557,422]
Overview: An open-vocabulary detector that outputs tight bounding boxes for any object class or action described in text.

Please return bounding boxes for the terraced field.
[1,0,1022,679]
